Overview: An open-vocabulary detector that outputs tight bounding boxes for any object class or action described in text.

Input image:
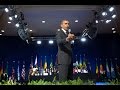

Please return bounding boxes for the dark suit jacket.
[56,29,72,65]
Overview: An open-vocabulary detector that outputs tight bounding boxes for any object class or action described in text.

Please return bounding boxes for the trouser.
[58,63,73,82]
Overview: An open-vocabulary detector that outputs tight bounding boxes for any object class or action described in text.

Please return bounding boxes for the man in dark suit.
[56,19,75,81]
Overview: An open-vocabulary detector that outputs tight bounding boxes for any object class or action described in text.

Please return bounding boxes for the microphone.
[68,29,71,34]
[68,29,78,40]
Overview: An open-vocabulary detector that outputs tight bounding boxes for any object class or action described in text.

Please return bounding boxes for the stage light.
[109,7,114,12]
[42,21,45,23]
[105,20,111,23]
[112,27,115,30]
[75,20,78,23]
[8,21,11,24]
[5,8,9,12]
[0,33,2,35]
[14,14,17,18]
[15,23,19,27]
[100,20,104,22]
[9,17,13,21]
[112,14,116,18]
[49,40,54,44]
[1,30,4,32]
[37,40,42,44]
[102,12,107,16]
[81,37,86,42]
[29,30,32,32]
[95,20,98,23]
[113,30,116,33]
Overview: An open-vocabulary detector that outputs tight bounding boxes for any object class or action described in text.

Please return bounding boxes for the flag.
[115,58,120,78]
[31,57,33,68]
[17,61,20,81]
[0,62,3,78]
[11,67,15,80]
[21,63,25,80]
[96,59,99,77]
[75,55,79,66]
[87,62,91,73]
[96,65,98,74]
[40,56,43,68]
[34,55,38,67]
[82,54,87,69]
[5,61,8,74]
[55,54,58,66]
[116,63,120,77]
[4,61,8,81]
[44,56,47,70]
[106,59,110,78]
[79,55,82,69]
[99,59,104,75]
[100,64,104,74]
[111,60,116,78]
[39,56,43,75]
[50,55,53,69]
[50,62,53,68]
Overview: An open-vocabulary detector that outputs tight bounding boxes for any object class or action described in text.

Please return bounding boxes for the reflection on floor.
[96,82,110,85]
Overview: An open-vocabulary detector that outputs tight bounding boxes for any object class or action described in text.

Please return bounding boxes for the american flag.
[21,64,25,80]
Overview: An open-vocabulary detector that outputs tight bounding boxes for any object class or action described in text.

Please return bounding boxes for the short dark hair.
[60,19,69,24]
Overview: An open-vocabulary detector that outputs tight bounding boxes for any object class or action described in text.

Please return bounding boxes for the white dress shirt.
[61,28,68,35]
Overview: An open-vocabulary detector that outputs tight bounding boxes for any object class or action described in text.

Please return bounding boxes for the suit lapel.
[60,29,67,36]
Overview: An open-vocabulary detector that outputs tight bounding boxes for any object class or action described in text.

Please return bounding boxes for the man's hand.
[70,34,75,40]
[66,33,75,42]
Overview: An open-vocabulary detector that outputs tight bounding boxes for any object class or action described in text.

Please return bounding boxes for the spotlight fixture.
[102,12,107,16]
[105,20,111,23]
[29,30,32,32]
[4,8,9,12]
[9,17,13,21]
[95,20,99,23]
[1,30,4,32]
[37,40,42,44]
[8,21,11,24]
[42,21,45,23]
[75,20,78,23]
[109,7,114,12]
[49,40,54,44]
[14,14,17,18]
[81,37,86,42]
[113,30,116,33]
[112,27,115,30]
[15,23,19,27]
[112,14,116,18]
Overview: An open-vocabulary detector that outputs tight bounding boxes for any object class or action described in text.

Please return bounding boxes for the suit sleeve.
[56,31,68,45]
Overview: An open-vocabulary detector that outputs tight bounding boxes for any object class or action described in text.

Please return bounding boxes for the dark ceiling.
[0,5,120,36]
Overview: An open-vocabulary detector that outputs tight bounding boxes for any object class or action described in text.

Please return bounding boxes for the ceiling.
[0,5,120,36]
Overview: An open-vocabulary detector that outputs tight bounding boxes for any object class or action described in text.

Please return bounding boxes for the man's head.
[60,19,69,30]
